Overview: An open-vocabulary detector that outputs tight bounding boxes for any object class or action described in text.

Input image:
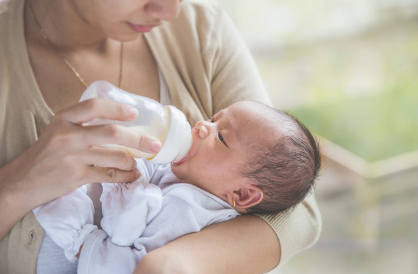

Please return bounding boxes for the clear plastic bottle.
[80,81,192,165]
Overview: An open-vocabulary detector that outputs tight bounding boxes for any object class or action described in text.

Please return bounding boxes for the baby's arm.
[100,180,162,246]
[77,230,143,274]
[134,184,239,252]
[77,191,197,274]
[32,186,97,263]
[78,185,237,274]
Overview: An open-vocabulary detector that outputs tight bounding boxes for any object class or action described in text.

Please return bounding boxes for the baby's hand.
[100,180,162,246]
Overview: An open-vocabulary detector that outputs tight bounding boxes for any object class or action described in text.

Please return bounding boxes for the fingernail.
[134,170,141,179]
[128,107,138,119]
[151,141,161,153]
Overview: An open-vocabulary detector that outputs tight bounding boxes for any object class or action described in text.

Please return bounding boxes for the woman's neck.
[27,0,109,52]
[24,0,161,111]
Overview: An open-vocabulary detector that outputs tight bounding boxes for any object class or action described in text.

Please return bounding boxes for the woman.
[0,0,322,273]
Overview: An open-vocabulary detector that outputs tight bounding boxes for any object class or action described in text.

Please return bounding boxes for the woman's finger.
[57,98,138,125]
[80,124,161,154]
[82,146,137,171]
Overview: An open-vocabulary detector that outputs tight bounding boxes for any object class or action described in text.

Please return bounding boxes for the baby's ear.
[233,184,263,210]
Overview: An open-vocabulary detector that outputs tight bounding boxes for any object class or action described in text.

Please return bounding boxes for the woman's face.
[69,0,184,41]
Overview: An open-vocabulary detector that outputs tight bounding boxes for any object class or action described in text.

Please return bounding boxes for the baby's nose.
[194,121,210,138]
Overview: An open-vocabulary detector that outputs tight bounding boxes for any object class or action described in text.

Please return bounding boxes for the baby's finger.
[57,98,138,125]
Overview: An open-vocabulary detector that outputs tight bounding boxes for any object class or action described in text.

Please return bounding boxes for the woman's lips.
[129,23,158,33]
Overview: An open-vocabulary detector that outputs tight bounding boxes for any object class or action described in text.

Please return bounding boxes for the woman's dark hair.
[242,103,321,214]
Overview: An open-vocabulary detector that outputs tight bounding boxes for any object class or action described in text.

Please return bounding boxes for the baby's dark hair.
[241,102,321,214]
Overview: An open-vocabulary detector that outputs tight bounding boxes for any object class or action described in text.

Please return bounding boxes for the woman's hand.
[0,98,161,240]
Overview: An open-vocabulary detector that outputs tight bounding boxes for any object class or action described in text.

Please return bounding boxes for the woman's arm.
[0,99,160,240]
[135,215,281,274]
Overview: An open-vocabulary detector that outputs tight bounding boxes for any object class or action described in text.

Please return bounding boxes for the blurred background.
[199,0,418,273]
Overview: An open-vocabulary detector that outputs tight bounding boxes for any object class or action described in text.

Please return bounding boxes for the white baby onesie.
[33,160,239,274]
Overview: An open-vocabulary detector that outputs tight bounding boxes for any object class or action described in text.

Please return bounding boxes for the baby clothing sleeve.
[133,184,240,252]
[77,230,143,274]
[100,180,162,247]
[99,159,166,246]
[32,186,97,263]
[77,196,200,274]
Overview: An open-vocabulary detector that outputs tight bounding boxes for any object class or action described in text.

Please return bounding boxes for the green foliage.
[291,82,418,162]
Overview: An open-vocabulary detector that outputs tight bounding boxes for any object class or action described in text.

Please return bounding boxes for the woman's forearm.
[135,215,281,274]
[0,160,34,240]
[0,192,28,240]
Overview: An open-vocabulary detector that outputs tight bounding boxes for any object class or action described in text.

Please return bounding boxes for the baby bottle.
[79,81,192,165]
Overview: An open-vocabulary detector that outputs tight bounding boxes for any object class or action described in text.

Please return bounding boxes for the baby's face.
[171,101,275,200]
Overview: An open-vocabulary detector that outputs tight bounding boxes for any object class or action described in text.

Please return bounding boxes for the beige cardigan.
[0,0,322,273]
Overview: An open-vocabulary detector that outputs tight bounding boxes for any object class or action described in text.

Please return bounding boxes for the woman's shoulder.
[153,2,231,46]
[0,0,12,15]
[0,0,26,91]
[0,0,22,17]
[0,0,13,35]
[179,1,223,21]
[0,0,24,49]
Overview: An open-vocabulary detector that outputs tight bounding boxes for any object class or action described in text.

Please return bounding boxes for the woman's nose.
[145,0,183,22]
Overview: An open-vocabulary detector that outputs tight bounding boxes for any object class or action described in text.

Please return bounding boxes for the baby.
[33,100,321,274]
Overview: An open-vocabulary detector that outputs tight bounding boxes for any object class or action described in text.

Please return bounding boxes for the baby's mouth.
[172,154,188,166]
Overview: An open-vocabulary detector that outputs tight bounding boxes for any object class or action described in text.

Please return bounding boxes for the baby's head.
[171,101,321,214]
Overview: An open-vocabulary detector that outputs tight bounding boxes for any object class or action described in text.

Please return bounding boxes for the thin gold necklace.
[28,4,124,88]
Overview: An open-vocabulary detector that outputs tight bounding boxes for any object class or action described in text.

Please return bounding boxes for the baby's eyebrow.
[221,110,240,145]
[213,109,224,119]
